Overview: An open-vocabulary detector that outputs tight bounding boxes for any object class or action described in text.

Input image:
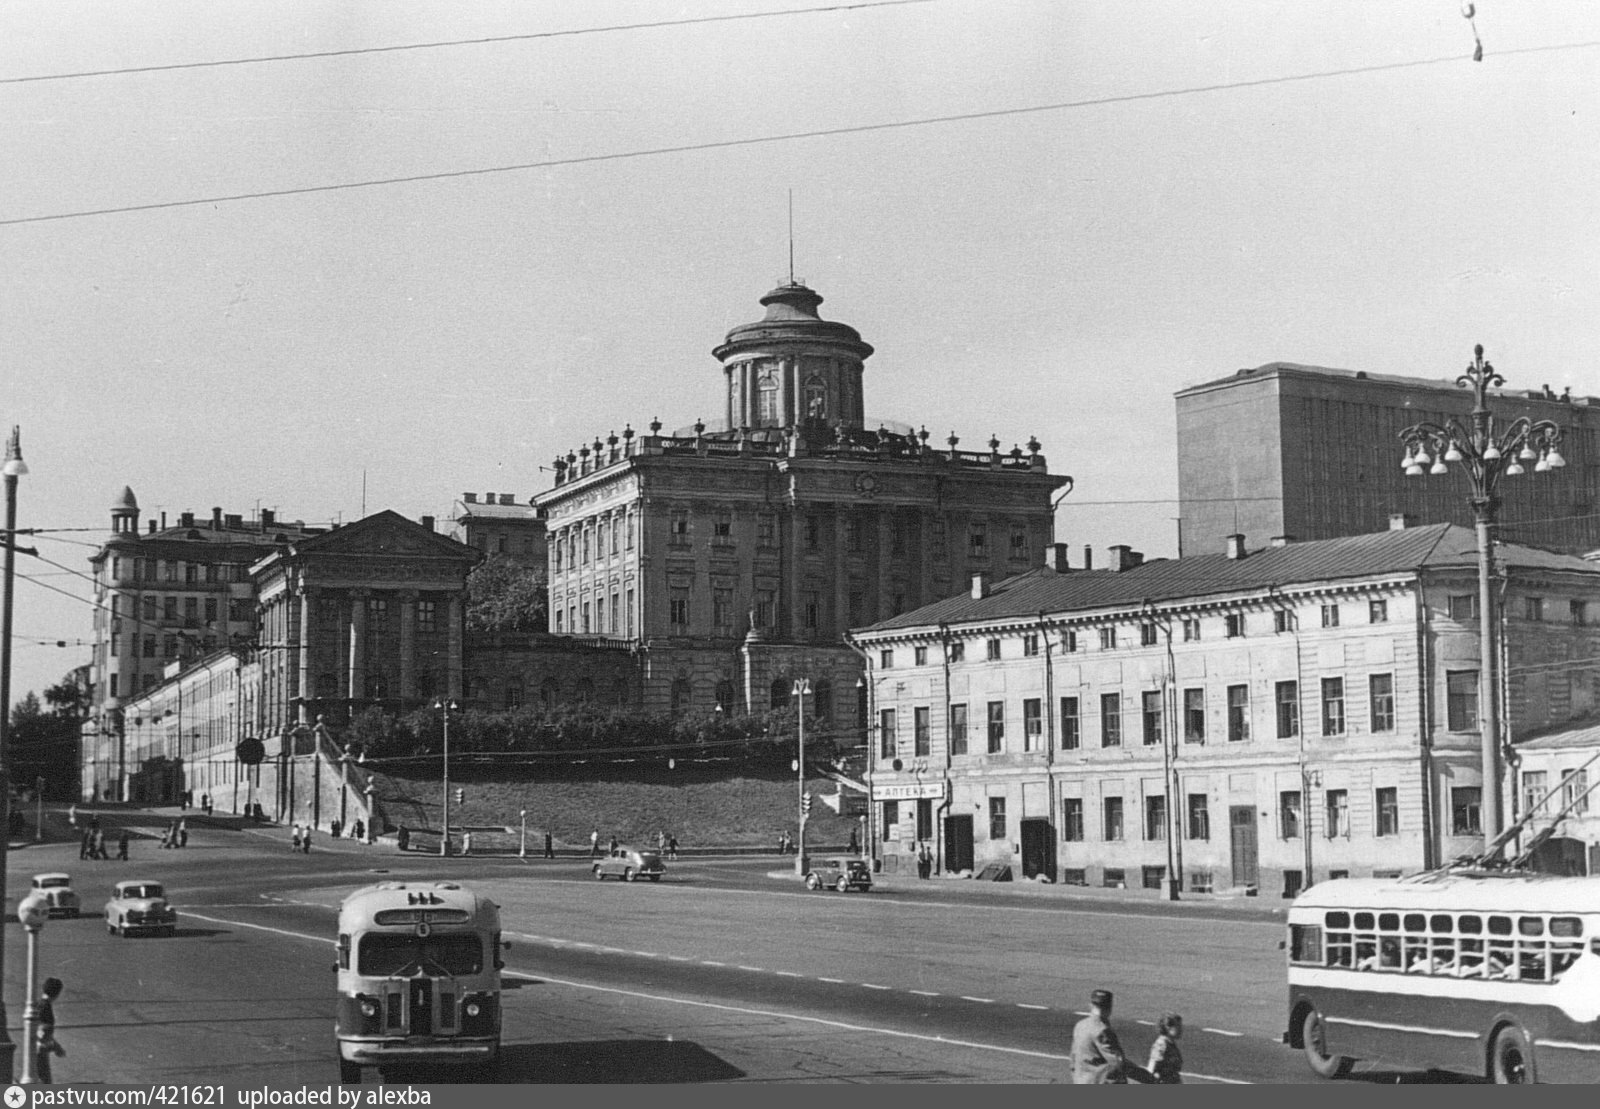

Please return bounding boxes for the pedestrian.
[543,830,554,859]
[657,829,667,852]
[35,977,65,1084]
[1147,1013,1184,1084]
[1071,989,1152,1084]
[667,834,678,860]
[589,828,600,858]
[68,804,78,828]
[608,834,619,854]
[776,831,786,855]
[159,825,172,850]
[917,843,932,879]
[353,818,365,842]
[462,831,473,856]
[397,827,410,851]
[848,828,859,854]
[301,825,312,854]
[179,790,188,812]
[79,830,91,861]
[202,793,212,816]
[94,828,108,860]
[177,818,188,849]
[291,824,302,851]
[330,818,342,840]
[116,832,129,861]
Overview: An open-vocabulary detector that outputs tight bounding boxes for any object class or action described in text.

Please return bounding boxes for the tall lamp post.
[519,808,527,859]
[16,892,48,1083]
[0,426,31,1078]
[1400,345,1565,840]
[792,678,811,876]
[433,699,458,856]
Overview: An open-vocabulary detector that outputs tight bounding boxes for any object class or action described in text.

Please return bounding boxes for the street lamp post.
[363,782,375,844]
[17,892,48,1083]
[792,678,811,876]
[1400,345,1565,841]
[0,426,31,1079]
[1302,768,1321,890]
[519,808,527,859]
[433,699,458,856]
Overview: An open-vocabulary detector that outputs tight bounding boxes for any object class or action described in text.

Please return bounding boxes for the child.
[1147,1013,1183,1084]
[37,977,65,1083]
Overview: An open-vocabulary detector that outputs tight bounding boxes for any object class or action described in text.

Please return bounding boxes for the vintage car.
[29,873,80,918]
[104,879,177,937]
[804,857,873,892]
[592,846,666,882]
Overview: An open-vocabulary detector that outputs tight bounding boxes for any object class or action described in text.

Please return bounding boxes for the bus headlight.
[359,1000,379,1018]
[465,1001,481,1017]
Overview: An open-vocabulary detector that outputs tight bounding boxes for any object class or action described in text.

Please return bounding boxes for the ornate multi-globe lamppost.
[1399,345,1565,842]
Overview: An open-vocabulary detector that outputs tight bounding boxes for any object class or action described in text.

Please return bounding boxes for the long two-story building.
[850,521,1600,893]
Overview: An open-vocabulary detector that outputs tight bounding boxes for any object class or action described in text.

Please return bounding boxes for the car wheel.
[592,865,604,880]
[835,876,850,893]
[1490,1023,1536,1084]
[623,867,634,882]
[1300,1006,1352,1079]
[805,874,822,890]
[339,1058,362,1085]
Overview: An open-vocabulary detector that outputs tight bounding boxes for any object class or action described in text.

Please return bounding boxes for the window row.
[552,511,637,572]
[1290,910,1586,983]
[553,588,637,638]
[107,558,247,584]
[1059,787,1406,844]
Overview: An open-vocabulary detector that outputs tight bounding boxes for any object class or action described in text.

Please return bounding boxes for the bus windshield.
[358,933,483,977]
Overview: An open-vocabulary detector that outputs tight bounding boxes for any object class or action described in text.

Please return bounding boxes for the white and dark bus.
[1286,873,1600,1082]
[335,881,506,1083]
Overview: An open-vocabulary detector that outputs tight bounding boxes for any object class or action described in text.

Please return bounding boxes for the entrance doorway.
[1019,818,1054,880]
[944,814,974,874]
[1229,805,1259,890]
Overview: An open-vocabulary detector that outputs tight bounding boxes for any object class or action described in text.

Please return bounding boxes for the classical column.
[786,506,802,642]
[876,507,894,621]
[446,595,464,698]
[832,505,849,640]
[297,586,313,723]
[348,590,368,701]
[398,589,417,701]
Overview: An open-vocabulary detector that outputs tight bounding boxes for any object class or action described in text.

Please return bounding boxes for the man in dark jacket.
[1071,989,1152,1084]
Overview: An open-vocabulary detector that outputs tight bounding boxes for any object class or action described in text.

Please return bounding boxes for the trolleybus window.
[358,933,483,977]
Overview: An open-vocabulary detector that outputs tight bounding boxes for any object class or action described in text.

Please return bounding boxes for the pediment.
[295,510,477,563]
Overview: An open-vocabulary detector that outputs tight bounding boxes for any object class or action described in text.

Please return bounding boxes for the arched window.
[813,680,833,724]
[671,678,692,714]
[771,678,789,710]
[715,679,736,713]
[540,679,559,709]
[804,376,827,422]
[756,365,781,426]
[505,680,523,709]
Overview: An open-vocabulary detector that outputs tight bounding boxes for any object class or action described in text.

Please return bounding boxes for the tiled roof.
[861,523,1600,634]
[454,500,539,521]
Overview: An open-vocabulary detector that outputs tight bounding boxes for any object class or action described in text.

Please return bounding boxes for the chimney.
[224,513,242,529]
[148,520,157,534]
[1225,533,1247,560]
[420,515,435,531]
[499,493,515,506]
[160,511,167,530]
[1270,535,1295,548]
[211,506,223,530]
[1050,542,1070,572]
[484,492,494,504]
[261,508,276,530]
[1109,545,1144,572]
[1082,544,1094,571]
[463,493,477,504]
[1388,513,1414,531]
[179,511,194,528]
[971,572,989,600]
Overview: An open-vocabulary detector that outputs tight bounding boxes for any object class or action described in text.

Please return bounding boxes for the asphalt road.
[0,811,1433,1084]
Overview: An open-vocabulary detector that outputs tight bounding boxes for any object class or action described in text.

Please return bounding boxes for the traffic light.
[801,792,812,817]
[454,788,464,804]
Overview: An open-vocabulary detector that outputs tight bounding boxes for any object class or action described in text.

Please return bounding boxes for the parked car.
[30,873,80,918]
[804,857,872,892]
[104,879,177,937]
[592,846,665,882]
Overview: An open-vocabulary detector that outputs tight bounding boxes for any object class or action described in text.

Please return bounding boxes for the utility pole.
[0,426,32,1077]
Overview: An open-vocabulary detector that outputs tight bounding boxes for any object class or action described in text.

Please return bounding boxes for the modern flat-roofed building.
[1176,362,1600,557]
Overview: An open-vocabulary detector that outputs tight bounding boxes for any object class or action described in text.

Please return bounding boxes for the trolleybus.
[335,881,505,1082]
[1286,872,1600,1083]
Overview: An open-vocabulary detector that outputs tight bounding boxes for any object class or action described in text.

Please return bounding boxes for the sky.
[1,0,1597,709]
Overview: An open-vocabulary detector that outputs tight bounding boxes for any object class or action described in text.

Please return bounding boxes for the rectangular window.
[1275,609,1295,633]
[1182,617,1200,642]
[968,524,987,557]
[204,597,218,623]
[757,513,775,546]
[1140,621,1159,646]
[1225,613,1244,638]
[1325,789,1349,838]
[914,645,928,666]
[1227,684,1250,742]
[1522,770,1549,819]
[581,602,591,633]
[1572,600,1588,627]
[1100,693,1122,747]
[913,706,930,756]
[1103,797,1124,841]
[669,591,690,629]
[163,596,178,620]
[1060,697,1080,750]
[1183,688,1205,743]
[164,634,178,657]
[1321,603,1340,628]
[1369,599,1388,623]
[987,701,1005,753]
[803,592,819,631]
[803,515,819,549]
[1187,793,1210,840]
[1376,786,1399,836]
[1280,790,1302,838]
[183,596,198,623]
[594,597,606,632]
[754,591,774,630]
[713,590,733,630]
[1142,690,1163,746]
[880,708,897,759]
[1062,630,1078,653]
[949,704,968,755]
[1276,680,1300,738]
[1023,698,1042,751]
[142,596,156,620]
[109,634,119,657]
[986,638,1001,661]
[1145,794,1168,841]
[988,797,1007,840]
[1526,596,1545,622]
[1448,593,1477,620]
[1022,633,1039,657]
[1063,798,1084,841]
[625,512,635,549]
[880,648,894,670]
[626,589,635,637]
[948,640,965,663]
[1098,626,1117,649]
[1447,670,1479,731]
[1370,673,1395,732]
[1452,786,1482,834]
[1321,677,1346,736]
[671,511,689,539]
[1563,769,1590,815]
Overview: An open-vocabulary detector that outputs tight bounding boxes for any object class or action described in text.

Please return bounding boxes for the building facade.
[851,523,1600,892]
[532,281,1070,719]
[1176,363,1600,557]
[449,492,546,569]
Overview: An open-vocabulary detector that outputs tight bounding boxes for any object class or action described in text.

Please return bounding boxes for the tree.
[465,554,547,633]
[9,670,86,800]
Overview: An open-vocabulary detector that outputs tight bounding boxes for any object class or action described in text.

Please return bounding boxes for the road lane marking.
[702,960,727,967]
[776,971,804,978]
[909,990,940,997]
[632,951,660,958]
[960,996,995,1004]
[667,955,693,962]
[862,983,891,990]
[1202,1028,1244,1038]
[1018,1004,1049,1011]
[738,966,765,972]
[818,977,845,983]
[1136,1019,1155,1025]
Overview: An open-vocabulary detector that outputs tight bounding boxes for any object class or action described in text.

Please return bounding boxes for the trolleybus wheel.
[1301,1007,1352,1079]
[1490,1023,1536,1084]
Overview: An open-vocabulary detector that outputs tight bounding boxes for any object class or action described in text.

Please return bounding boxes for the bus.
[1285,872,1600,1083]
[335,881,506,1083]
